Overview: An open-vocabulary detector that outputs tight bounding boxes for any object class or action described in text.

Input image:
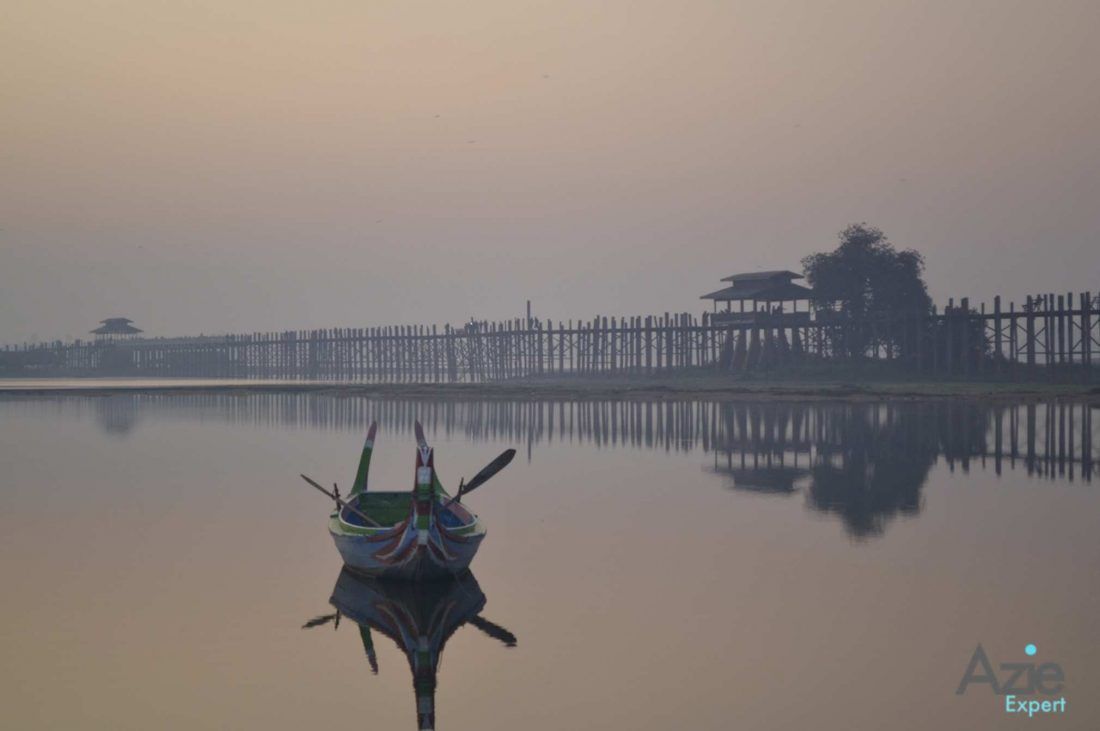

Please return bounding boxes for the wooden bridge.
[2,291,1098,381]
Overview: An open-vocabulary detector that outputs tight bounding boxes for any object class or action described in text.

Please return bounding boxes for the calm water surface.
[1,393,1098,730]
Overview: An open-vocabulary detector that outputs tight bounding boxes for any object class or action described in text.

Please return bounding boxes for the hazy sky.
[2,1,1098,342]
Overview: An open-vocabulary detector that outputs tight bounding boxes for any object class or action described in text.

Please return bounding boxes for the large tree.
[803,223,931,317]
[802,224,932,358]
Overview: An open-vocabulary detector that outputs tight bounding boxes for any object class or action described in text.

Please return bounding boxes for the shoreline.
[1,377,1097,403]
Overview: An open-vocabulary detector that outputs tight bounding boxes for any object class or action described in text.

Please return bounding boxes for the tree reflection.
[709,402,1000,539]
[803,405,939,538]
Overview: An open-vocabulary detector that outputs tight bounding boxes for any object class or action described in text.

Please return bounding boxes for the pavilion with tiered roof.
[701,270,815,325]
[90,317,143,342]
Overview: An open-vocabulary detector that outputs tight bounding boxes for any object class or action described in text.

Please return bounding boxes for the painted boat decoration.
[301,421,515,581]
[302,567,516,731]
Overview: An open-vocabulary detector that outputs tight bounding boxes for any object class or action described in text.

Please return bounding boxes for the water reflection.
[803,405,941,538]
[707,404,942,537]
[4,394,1095,540]
[3,393,1099,728]
[95,395,142,436]
[304,569,515,730]
[13,392,1092,478]
[708,402,1090,538]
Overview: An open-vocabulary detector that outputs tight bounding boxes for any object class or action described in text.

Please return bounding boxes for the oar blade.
[468,615,518,647]
[461,448,517,497]
[301,613,338,629]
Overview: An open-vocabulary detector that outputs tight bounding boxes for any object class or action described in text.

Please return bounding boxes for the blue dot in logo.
[1025,644,1037,656]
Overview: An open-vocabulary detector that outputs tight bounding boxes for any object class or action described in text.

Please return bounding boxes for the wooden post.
[379,326,387,382]
[364,327,372,381]
[664,312,672,372]
[546,320,554,375]
[581,318,588,375]
[1025,296,1036,377]
[960,297,971,377]
[1046,293,1055,379]
[600,316,608,374]
[379,326,385,382]
[976,301,985,377]
[644,316,653,373]
[1008,302,1017,380]
[401,325,408,382]
[944,299,954,375]
[633,316,642,373]
[685,314,694,368]
[558,321,565,373]
[391,325,400,382]
[1057,294,1066,370]
[567,320,573,373]
[1083,292,1093,382]
[405,325,412,382]
[993,296,1002,376]
[610,316,618,373]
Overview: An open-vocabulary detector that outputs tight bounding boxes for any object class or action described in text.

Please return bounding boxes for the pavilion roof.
[710,465,808,494]
[720,270,803,283]
[91,318,143,335]
[700,281,814,302]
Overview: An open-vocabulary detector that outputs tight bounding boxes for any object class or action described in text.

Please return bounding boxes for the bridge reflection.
[5,393,1091,485]
[4,393,1093,538]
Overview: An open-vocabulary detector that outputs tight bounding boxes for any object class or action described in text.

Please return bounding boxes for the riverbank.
[1,376,1097,403]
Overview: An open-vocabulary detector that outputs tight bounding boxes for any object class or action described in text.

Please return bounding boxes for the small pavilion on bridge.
[91,317,143,342]
[700,270,815,325]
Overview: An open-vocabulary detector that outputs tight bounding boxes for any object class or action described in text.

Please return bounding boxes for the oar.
[300,474,381,527]
[446,448,516,504]
[359,626,379,674]
[468,615,518,647]
[301,613,338,629]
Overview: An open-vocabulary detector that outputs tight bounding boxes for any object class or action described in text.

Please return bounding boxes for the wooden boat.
[302,421,514,581]
[303,567,516,730]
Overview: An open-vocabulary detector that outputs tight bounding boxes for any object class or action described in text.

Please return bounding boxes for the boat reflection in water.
[303,568,516,730]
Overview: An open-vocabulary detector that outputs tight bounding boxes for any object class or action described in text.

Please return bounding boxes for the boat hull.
[323,423,495,582]
[330,520,485,581]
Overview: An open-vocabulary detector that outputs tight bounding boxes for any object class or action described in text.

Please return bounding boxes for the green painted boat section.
[350,443,374,497]
[360,492,412,526]
[329,489,484,538]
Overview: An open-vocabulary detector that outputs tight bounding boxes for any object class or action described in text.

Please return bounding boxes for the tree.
[802,224,931,358]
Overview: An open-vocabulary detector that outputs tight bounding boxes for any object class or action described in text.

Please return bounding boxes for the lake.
[1,392,1097,729]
